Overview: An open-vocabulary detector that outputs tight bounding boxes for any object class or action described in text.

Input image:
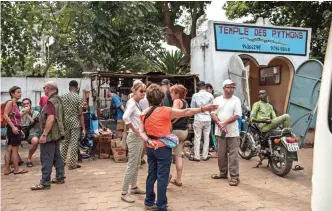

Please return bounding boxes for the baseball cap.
[197,81,206,87]
[222,79,236,88]
[161,79,171,85]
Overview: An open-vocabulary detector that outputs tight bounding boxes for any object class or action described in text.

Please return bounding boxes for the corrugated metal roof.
[82,71,199,78]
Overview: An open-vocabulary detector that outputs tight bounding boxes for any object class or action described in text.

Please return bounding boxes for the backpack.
[1,101,10,128]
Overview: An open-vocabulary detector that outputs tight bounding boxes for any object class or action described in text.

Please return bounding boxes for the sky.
[162,0,243,51]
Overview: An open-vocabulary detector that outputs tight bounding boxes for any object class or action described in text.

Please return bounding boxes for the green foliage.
[153,50,190,74]
[223,1,332,62]
[1,2,41,76]
[1,1,164,77]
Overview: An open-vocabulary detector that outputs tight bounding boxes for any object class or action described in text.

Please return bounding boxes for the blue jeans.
[145,146,172,211]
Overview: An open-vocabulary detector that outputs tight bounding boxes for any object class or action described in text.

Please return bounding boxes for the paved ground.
[1,143,313,211]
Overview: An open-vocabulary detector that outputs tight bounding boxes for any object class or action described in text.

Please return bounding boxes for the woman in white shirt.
[121,82,147,203]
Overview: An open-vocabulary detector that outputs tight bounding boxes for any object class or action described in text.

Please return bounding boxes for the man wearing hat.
[211,79,242,186]
[190,81,214,161]
[161,79,173,107]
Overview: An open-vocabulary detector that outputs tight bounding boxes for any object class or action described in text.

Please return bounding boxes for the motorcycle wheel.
[238,131,255,160]
[270,145,293,177]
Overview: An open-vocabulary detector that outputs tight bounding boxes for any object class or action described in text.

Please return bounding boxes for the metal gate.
[228,54,249,107]
[286,59,323,146]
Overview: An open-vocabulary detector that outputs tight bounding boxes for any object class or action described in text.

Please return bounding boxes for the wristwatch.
[145,138,151,144]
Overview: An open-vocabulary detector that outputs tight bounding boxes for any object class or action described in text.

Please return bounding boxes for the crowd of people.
[2,77,294,211]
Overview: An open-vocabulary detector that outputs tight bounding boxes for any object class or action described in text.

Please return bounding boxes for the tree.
[1,2,44,76]
[153,50,190,74]
[1,1,164,77]
[155,1,211,65]
[223,1,332,62]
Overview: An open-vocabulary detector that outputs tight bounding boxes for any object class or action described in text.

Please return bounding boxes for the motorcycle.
[238,107,300,177]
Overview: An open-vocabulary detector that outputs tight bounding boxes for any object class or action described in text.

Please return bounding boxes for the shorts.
[172,130,188,157]
[6,126,22,146]
[27,132,40,144]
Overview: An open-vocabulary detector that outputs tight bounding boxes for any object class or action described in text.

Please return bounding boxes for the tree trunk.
[161,2,191,66]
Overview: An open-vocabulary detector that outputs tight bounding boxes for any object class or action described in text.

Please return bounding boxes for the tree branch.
[190,4,205,38]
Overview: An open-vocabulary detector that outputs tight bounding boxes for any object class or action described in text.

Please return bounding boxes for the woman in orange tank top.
[138,84,218,211]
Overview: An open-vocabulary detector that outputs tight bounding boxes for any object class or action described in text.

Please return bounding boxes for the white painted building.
[1,77,90,108]
[191,18,323,141]
[191,19,313,114]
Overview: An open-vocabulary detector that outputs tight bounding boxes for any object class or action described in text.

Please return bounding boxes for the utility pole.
[200,42,209,80]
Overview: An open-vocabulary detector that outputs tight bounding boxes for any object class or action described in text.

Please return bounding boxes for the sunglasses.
[139,90,146,93]
[225,87,236,89]
[259,93,265,96]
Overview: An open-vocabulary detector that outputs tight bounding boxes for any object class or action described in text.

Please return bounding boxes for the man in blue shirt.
[101,89,125,121]
[101,89,125,133]
[111,92,124,121]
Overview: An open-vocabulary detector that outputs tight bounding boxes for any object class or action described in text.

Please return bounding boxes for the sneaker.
[31,184,50,191]
[202,157,210,161]
[121,193,135,203]
[145,204,156,211]
[51,178,65,184]
[130,187,146,194]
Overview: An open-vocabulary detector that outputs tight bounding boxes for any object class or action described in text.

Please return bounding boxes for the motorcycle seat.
[262,129,283,138]
[262,128,292,138]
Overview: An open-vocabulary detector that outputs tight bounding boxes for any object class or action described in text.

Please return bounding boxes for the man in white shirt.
[190,81,214,161]
[211,79,242,186]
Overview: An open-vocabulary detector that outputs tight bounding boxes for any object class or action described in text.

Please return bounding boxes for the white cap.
[222,79,236,88]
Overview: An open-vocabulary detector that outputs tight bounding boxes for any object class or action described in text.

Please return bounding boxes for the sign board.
[214,23,308,56]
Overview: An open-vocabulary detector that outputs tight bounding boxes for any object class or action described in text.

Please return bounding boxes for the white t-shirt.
[212,95,242,137]
[123,98,142,132]
[191,90,214,121]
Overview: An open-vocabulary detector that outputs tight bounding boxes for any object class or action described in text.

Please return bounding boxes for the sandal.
[31,184,50,191]
[14,169,28,174]
[229,178,240,186]
[292,165,304,171]
[130,187,146,194]
[211,173,228,179]
[4,169,14,175]
[68,164,81,170]
[170,179,182,187]
[26,162,34,168]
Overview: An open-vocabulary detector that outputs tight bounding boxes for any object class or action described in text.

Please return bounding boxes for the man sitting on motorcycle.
[250,90,291,133]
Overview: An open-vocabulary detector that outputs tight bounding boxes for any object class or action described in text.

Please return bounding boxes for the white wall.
[191,20,312,94]
[1,77,91,107]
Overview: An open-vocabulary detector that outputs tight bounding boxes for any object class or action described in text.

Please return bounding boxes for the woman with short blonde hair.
[121,82,147,203]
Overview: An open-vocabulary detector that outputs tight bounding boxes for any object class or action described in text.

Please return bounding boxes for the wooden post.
[194,77,197,93]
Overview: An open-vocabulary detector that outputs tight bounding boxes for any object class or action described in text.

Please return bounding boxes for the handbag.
[159,133,179,148]
[144,106,179,148]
